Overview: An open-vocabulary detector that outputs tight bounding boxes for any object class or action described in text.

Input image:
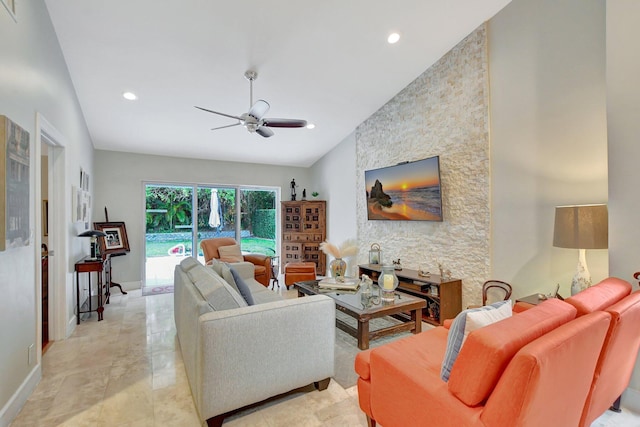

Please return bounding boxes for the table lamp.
[553,204,608,295]
[79,230,107,261]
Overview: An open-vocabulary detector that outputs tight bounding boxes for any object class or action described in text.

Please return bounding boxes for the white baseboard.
[623,387,640,414]
[66,315,77,338]
[0,365,41,427]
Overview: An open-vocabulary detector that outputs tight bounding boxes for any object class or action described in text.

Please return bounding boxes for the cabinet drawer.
[284,243,302,252]
[283,252,301,261]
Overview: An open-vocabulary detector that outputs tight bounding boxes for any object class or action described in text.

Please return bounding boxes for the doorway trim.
[36,113,68,348]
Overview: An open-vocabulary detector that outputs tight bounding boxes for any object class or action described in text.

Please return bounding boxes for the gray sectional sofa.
[174,257,335,426]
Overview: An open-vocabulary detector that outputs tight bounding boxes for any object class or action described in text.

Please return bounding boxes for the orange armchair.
[200,237,271,287]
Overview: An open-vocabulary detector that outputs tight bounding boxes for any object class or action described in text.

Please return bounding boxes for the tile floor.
[9,287,640,426]
[10,288,368,427]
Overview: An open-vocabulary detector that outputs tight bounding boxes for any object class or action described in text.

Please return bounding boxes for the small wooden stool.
[284,262,317,290]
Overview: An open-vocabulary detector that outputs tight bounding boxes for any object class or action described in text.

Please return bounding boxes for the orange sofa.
[355,277,640,427]
[561,278,640,426]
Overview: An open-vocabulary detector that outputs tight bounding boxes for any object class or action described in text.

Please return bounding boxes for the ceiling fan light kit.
[195,70,307,138]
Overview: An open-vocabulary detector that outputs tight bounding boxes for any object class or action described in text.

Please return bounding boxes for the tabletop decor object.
[78,229,107,261]
[369,243,382,265]
[320,239,358,281]
[553,204,608,295]
[378,265,399,302]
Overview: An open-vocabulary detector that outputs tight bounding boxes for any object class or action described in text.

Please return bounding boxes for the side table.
[75,257,107,324]
[515,294,547,306]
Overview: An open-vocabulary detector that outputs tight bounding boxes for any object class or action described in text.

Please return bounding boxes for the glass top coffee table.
[294,280,427,350]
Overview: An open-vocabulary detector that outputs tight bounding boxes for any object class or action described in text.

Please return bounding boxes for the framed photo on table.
[93,221,130,256]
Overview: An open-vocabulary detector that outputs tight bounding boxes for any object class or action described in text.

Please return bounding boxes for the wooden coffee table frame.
[294,280,426,350]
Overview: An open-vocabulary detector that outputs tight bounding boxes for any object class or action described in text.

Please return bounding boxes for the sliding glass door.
[238,188,277,255]
[144,183,277,286]
[145,184,195,286]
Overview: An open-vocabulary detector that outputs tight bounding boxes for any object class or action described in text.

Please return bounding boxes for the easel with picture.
[94,207,129,296]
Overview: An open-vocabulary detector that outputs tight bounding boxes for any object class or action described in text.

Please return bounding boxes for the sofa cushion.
[565,277,632,316]
[228,261,255,280]
[251,286,283,305]
[188,265,247,311]
[180,257,201,272]
[218,244,244,263]
[230,267,255,306]
[481,311,611,427]
[440,300,511,381]
[448,298,577,406]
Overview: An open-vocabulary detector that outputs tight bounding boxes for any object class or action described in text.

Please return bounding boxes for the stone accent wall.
[355,25,490,307]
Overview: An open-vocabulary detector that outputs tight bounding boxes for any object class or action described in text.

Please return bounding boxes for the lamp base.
[571,248,592,295]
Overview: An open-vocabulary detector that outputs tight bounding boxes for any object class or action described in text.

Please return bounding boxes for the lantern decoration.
[369,243,382,265]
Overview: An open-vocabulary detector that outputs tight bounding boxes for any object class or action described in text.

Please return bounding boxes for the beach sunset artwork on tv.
[365,156,443,221]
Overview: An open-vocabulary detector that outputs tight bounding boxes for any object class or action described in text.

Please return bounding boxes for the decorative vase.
[378,265,399,302]
[330,258,347,280]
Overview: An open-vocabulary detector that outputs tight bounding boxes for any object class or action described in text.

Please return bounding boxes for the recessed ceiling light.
[387,33,400,44]
[122,91,137,101]
[306,123,315,129]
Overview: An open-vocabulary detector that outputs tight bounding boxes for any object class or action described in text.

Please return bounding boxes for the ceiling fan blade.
[262,118,308,128]
[195,106,243,121]
[248,100,270,120]
[211,122,241,131]
[256,126,274,138]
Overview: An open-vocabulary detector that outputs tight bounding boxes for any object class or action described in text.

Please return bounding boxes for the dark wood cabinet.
[281,200,326,275]
[358,264,462,326]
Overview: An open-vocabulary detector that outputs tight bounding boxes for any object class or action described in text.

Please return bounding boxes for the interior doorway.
[40,142,50,351]
[37,112,67,350]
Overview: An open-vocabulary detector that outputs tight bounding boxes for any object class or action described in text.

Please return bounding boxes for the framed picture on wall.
[93,221,130,256]
[1,115,30,250]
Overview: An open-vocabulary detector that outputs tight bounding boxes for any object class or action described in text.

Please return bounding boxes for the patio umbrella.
[208,189,222,231]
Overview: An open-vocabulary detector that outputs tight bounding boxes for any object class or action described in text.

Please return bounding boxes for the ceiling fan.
[195,70,307,138]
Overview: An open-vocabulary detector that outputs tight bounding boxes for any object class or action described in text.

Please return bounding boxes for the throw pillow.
[230,266,255,306]
[207,258,224,276]
[218,244,244,263]
[463,300,512,341]
[190,266,247,310]
[219,262,241,294]
[440,300,512,382]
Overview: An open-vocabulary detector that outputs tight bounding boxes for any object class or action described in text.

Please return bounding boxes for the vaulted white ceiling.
[44,0,511,167]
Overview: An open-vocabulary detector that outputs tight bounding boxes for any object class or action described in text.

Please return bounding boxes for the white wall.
[606,0,640,402]
[309,132,358,275]
[0,1,94,424]
[488,0,607,298]
[92,150,311,283]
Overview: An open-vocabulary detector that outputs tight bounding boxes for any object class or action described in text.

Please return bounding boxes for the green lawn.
[145,237,276,257]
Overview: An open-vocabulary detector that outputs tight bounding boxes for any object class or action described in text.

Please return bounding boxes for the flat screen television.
[365,156,443,221]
